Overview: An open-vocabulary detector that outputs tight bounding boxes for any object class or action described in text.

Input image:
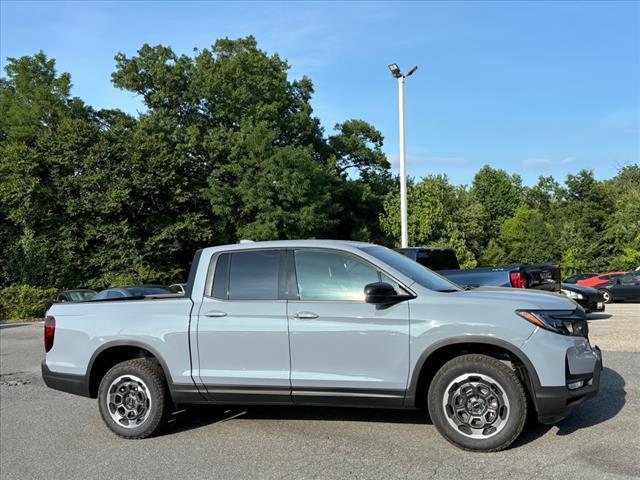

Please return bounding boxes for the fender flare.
[405,335,542,406]
[86,340,177,396]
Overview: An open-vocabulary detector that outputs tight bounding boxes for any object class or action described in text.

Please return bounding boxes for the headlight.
[516,310,588,337]
[561,289,584,300]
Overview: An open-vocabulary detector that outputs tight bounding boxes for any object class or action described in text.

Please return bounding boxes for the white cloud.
[522,158,553,169]
[387,153,471,168]
[600,109,639,134]
[561,156,577,164]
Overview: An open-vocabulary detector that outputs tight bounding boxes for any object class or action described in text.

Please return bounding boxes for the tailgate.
[520,264,561,292]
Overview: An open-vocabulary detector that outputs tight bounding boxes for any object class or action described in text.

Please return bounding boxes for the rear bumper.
[41,361,91,398]
[533,346,602,424]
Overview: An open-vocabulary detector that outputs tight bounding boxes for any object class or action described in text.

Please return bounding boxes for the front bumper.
[576,296,605,313]
[533,345,602,424]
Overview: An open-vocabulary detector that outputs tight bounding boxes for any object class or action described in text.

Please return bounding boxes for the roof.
[201,239,375,255]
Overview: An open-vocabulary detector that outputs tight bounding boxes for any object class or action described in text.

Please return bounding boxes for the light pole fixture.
[388,63,418,248]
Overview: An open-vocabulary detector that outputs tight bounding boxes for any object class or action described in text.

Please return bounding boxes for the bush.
[0,285,58,322]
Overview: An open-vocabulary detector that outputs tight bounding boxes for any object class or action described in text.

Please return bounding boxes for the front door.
[196,249,291,403]
[615,273,640,301]
[287,248,410,406]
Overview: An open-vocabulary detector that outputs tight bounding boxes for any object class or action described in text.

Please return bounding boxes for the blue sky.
[1,0,638,185]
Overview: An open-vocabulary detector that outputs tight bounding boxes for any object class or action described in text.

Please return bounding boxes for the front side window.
[213,250,280,300]
[294,250,384,301]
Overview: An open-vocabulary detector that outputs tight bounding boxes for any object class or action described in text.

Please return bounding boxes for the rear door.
[196,249,291,403]
[287,248,410,406]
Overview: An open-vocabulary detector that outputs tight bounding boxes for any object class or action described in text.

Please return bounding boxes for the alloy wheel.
[106,374,152,429]
[442,373,510,439]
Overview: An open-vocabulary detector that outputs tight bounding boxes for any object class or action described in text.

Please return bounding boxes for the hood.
[561,282,599,294]
[458,286,580,311]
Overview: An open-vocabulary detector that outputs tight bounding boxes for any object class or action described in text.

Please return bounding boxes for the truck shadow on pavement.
[166,366,626,449]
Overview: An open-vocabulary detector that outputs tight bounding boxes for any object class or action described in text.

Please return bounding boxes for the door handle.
[294,311,319,320]
[204,310,227,318]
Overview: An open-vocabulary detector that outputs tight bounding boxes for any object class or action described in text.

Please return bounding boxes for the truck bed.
[395,247,561,292]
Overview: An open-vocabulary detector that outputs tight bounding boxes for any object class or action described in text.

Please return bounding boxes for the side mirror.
[364,282,412,304]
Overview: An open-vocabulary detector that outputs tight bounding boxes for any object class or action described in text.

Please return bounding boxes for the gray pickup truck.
[395,247,561,291]
[42,240,601,451]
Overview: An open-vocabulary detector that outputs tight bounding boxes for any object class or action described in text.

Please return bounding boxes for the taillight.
[510,272,526,288]
[44,316,55,352]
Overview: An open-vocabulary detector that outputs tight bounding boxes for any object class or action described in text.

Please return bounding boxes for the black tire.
[97,358,170,439]
[427,354,527,452]
[599,289,612,304]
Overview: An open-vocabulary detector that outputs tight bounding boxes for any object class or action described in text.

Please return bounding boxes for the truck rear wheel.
[97,358,169,439]
[427,354,527,452]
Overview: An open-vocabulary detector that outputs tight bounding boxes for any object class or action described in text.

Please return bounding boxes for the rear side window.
[106,290,125,299]
[212,251,280,300]
[416,250,460,271]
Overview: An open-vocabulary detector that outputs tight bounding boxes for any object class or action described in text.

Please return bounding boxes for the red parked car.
[577,271,628,288]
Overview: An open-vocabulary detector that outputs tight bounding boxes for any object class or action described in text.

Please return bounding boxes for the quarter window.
[212,254,230,299]
[294,250,386,301]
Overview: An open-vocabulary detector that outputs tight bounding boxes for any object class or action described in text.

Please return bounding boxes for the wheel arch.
[406,337,541,410]
[87,341,174,399]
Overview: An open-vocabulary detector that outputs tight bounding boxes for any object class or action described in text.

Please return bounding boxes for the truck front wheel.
[97,358,169,439]
[427,354,527,452]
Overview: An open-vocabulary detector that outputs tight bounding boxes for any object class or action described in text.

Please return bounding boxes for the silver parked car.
[42,240,601,451]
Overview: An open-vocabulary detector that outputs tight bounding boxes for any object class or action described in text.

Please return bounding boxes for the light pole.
[388,63,417,248]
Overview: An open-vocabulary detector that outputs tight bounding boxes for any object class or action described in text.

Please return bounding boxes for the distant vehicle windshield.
[126,287,173,296]
[69,291,96,301]
[126,287,175,297]
[360,246,461,292]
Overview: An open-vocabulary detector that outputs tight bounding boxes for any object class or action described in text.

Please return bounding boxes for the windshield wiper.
[436,288,459,293]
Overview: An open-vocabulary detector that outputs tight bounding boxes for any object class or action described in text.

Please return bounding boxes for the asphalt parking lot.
[1,303,639,480]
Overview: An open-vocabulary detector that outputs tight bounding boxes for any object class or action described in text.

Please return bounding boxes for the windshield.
[69,291,96,301]
[126,287,173,296]
[360,246,461,292]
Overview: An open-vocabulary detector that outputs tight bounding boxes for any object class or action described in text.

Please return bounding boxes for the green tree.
[603,164,640,270]
[524,175,561,215]
[0,53,98,286]
[555,170,614,274]
[0,51,91,144]
[2,38,391,288]
[327,120,393,243]
[380,175,484,267]
[471,165,524,245]
[498,207,560,264]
